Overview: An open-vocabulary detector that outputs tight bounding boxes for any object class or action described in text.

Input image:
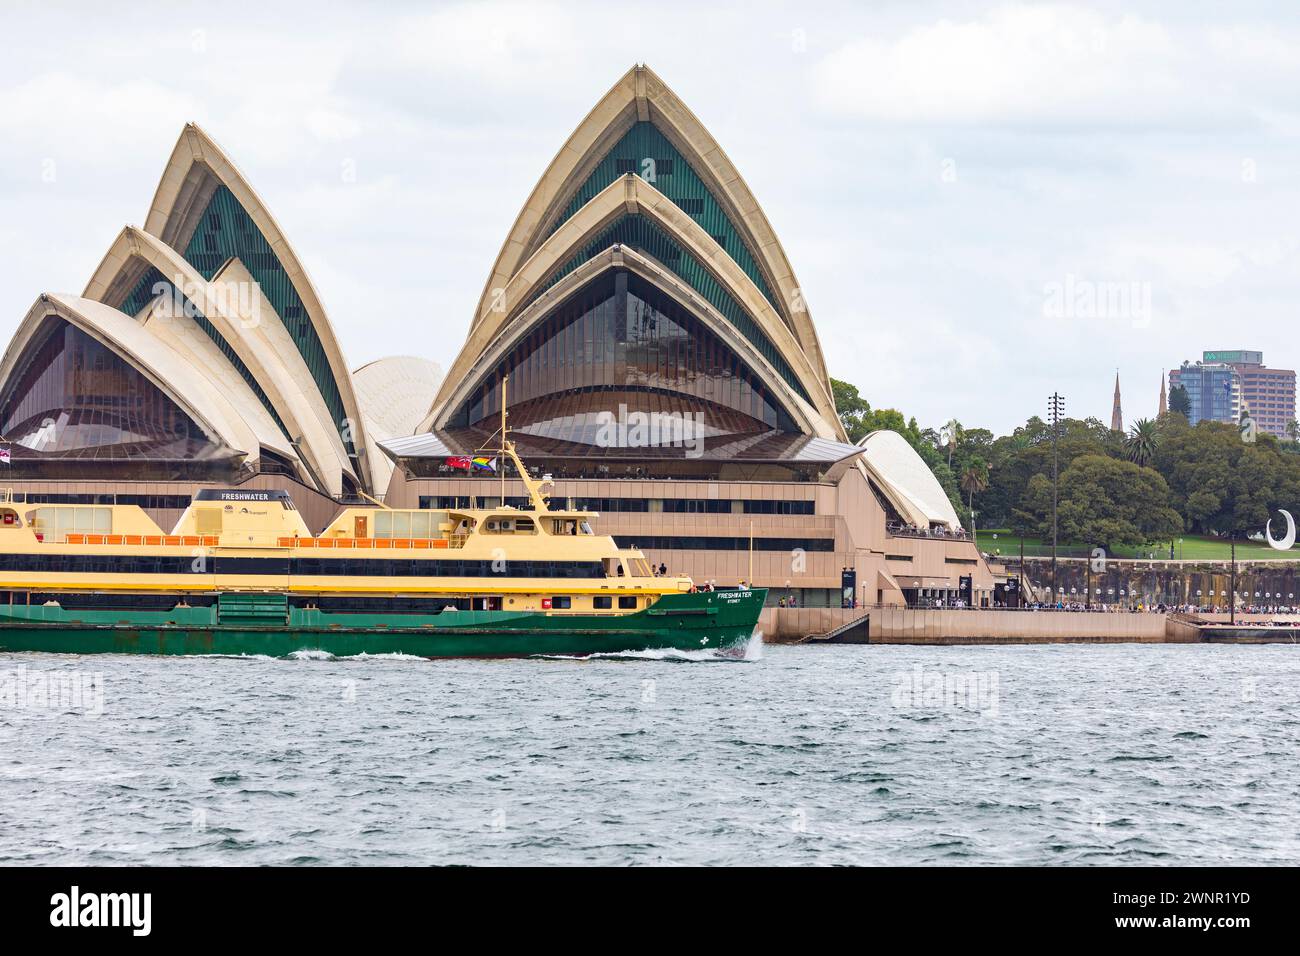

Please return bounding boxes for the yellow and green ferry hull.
[0,589,765,658]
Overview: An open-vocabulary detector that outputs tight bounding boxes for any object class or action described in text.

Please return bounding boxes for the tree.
[1152,419,1243,534]
[974,415,1117,527]
[1012,473,1053,538]
[1124,418,1161,467]
[943,419,962,467]
[1168,384,1192,417]
[960,457,990,526]
[1035,455,1183,551]
[831,378,871,442]
[1287,419,1299,444]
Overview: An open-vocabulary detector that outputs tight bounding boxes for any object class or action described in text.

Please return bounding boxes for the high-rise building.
[1169,361,1240,428]
[1203,351,1296,440]
[1168,352,1296,438]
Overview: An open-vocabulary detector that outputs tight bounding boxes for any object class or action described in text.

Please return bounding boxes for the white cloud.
[304,108,362,143]
[0,73,202,155]
[1,1,1299,436]
[389,1,581,85]
[812,5,1204,126]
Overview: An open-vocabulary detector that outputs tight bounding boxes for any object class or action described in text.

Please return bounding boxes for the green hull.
[0,589,766,658]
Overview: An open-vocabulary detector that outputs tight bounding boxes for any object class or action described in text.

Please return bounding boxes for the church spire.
[1158,373,1167,418]
[1111,372,1123,432]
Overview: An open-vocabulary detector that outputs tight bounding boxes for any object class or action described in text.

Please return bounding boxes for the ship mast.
[500,373,508,505]
[492,372,554,514]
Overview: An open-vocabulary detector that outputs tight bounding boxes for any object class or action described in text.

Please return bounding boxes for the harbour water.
[1,641,1297,866]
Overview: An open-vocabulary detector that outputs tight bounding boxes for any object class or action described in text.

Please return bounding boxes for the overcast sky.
[1,0,1297,435]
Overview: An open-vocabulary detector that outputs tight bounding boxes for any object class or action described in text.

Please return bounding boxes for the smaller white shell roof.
[858,429,962,530]
[354,356,444,496]
[353,356,444,441]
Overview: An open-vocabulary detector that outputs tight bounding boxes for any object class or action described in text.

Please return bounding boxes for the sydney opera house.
[1,65,998,608]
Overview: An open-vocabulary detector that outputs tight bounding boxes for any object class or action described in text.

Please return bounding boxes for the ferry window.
[375,511,433,539]
[515,517,536,534]
[593,596,612,609]
[618,596,638,609]
[33,507,111,542]
[551,596,572,609]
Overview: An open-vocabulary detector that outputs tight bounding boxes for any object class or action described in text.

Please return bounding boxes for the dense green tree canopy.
[1021,454,1183,549]
[832,375,1300,545]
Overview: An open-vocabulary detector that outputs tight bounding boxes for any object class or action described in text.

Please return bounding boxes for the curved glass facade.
[534,216,811,404]
[451,270,796,441]
[0,317,232,461]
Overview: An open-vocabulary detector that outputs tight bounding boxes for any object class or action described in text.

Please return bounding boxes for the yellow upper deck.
[0,487,683,586]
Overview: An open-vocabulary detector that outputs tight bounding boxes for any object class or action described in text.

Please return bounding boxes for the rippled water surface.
[2,642,1298,865]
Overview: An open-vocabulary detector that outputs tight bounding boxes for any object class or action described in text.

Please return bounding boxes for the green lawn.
[975,529,1296,561]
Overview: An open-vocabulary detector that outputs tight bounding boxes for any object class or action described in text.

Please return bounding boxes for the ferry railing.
[273,534,473,550]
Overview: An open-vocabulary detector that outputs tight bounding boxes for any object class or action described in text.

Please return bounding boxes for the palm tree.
[1125,418,1160,467]
[943,418,961,467]
[960,457,989,530]
[1287,419,1300,444]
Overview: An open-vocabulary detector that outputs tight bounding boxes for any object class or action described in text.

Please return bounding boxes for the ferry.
[0,439,764,658]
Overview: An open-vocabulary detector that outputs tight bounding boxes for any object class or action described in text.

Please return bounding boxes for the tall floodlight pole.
[1048,393,1065,603]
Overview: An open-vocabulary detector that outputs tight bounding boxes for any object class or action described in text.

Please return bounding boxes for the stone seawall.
[868,608,1176,644]
[759,608,1292,644]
